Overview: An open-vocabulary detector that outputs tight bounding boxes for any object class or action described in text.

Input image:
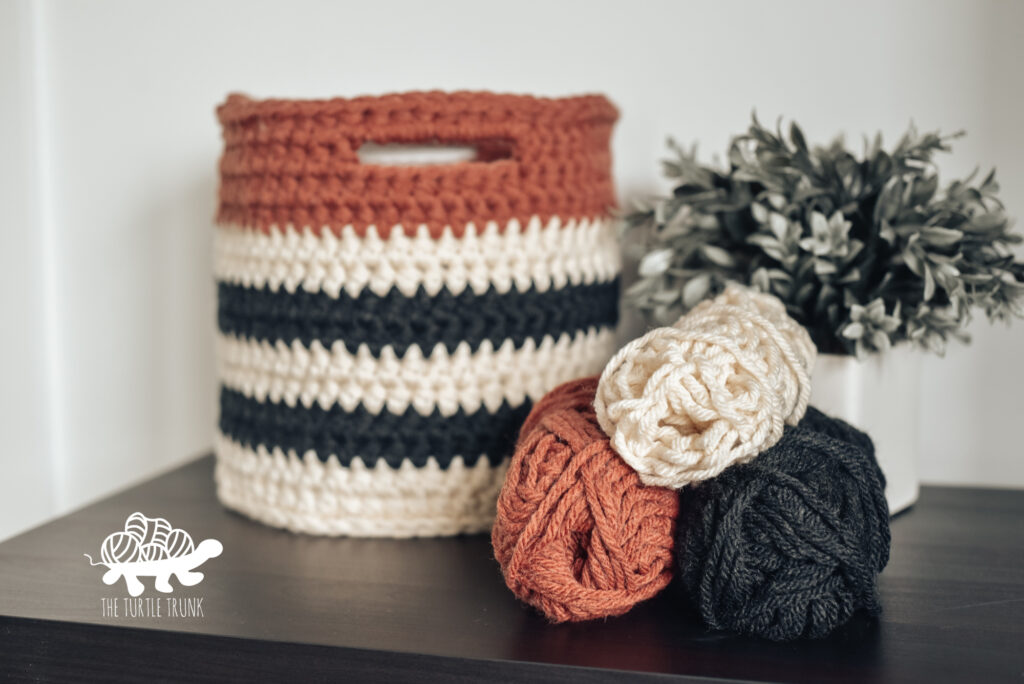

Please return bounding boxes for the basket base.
[214,433,508,538]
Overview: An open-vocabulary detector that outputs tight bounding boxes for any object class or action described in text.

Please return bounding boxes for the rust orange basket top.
[216,91,619,238]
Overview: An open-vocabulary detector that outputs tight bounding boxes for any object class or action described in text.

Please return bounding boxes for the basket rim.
[216,90,619,126]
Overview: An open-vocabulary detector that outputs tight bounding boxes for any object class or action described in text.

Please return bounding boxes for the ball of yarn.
[140,542,170,562]
[492,376,679,623]
[799,404,878,458]
[101,531,141,564]
[124,512,148,541]
[675,407,890,641]
[115,513,192,563]
[165,528,195,558]
[595,285,815,489]
[684,285,817,402]
[145,517,172,547]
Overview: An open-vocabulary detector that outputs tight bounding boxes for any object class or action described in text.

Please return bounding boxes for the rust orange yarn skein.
[492,376,679,622]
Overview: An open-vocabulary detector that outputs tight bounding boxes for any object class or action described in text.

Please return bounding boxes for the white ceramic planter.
[810,345,922,514]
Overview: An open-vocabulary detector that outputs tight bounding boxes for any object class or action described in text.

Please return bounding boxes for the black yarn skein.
[675,407,891,641]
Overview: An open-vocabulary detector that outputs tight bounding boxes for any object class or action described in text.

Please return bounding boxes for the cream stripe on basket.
[214,216,621,298]
[217,328,618,417]
[214,432,508,538]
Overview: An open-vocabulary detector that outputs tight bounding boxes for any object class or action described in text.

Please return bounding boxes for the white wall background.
[3,0,1023,540]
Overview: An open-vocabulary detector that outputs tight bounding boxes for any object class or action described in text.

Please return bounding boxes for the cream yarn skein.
[594,285,815,489]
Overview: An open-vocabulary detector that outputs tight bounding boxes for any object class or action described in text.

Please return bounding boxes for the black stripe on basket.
[218,386,532,469]
[217,279,619,355]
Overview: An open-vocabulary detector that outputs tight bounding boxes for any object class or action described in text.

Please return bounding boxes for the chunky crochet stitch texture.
[492,377,679,622]
[217,92,617,237]
[675,406,891,641]
[594,286,815,489]
[213,92,621,537]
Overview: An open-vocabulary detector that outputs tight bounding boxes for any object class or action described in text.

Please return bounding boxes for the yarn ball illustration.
[147,517,172,547]
[492,376,679,623]
[165,528,196,558]
[141,542,170,562]
[124,512,172,547]
[675,406,890,641]
[101,531,142,565]
[125,512,148,540]
[594,285,815,489]
[100,513,195,564]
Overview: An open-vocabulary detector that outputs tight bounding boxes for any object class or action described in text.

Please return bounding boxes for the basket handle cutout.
[356,138,515,166]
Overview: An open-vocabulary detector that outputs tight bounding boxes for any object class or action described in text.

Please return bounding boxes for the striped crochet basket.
[213,91,621,537]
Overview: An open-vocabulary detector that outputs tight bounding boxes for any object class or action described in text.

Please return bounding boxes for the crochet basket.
[212,91,621,537]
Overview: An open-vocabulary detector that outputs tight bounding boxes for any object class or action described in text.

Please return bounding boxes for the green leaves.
[799,211,854,258]
[638,248,674,277]
[920,227,963,247]
[623,115,1024,356]
[841,299,901,358]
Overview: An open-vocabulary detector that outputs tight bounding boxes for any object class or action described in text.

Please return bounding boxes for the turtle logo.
[84,512,222,597]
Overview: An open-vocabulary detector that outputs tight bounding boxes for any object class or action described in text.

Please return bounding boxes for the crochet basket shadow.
[492,377,679,622]
[675,406,891,641]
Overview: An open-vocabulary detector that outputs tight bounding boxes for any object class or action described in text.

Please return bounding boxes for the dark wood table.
[1,456,1021,683]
